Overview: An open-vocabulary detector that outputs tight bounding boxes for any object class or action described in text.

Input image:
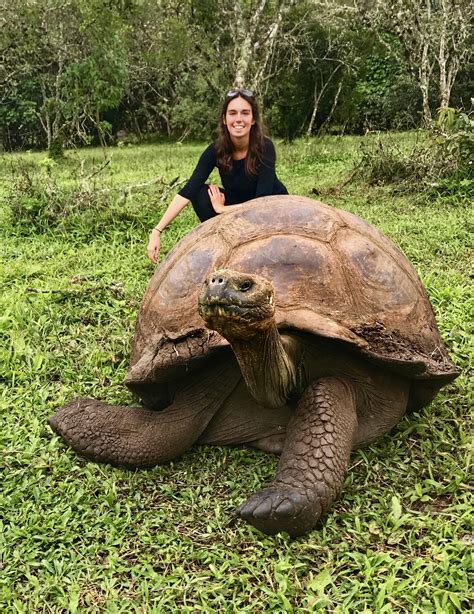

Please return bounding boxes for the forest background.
[1,0,473,156]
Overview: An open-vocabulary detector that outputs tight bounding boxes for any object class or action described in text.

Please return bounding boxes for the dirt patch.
[353,322,424,358]
[351,322,458,375]
[411,494,453,513]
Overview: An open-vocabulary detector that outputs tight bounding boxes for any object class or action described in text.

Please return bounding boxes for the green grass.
[0,135,472,612]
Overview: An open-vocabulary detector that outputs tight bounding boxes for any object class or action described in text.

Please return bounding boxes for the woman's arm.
[255,138,277,197]
[147,194,189,264]
[147,145,217,263]
[178,145,216,202]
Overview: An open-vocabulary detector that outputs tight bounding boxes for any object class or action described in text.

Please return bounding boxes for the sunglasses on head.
[226,88,254,99]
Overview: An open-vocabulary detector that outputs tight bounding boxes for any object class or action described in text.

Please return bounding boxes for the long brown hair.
[215,90,265,178]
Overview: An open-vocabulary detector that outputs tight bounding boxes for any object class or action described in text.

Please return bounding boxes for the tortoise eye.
[240,280,252,292]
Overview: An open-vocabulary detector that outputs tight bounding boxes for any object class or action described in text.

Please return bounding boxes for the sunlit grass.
[0,135,472,612]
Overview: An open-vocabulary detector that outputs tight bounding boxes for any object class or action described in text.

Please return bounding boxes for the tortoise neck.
[229,324,299,408]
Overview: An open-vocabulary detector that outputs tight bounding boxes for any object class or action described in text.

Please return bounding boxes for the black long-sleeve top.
[178,137,288,205]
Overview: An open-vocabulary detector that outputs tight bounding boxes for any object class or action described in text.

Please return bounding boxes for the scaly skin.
[200,270,360,535]
[236,377,358,536]
[49,359,241,467]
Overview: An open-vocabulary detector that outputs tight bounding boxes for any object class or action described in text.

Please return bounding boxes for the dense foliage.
[1,0,472,153]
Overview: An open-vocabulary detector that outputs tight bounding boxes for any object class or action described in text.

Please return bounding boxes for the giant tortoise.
[49,196,459,536]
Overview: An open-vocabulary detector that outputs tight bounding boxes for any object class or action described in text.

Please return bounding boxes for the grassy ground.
[0,135,472,612]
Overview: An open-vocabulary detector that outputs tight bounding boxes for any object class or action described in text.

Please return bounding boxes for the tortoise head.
[198,268,275,339]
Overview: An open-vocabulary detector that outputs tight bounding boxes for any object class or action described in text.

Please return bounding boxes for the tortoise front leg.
[48,360,240,468]
[236,377,358,536]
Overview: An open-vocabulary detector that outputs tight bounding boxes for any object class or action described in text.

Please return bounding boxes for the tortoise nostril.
[209,275,226,286]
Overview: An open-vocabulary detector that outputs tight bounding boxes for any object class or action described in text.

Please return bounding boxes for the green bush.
[8,166,106,231]
[7,163,133,235]
[359,110,473,198]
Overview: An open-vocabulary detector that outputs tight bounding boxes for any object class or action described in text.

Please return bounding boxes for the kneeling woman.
[147,89,288,263]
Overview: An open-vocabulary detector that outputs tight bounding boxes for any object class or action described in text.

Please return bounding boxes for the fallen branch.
[85,159,110,181]
[325,166,360,194]
[97,176,184,200]
[97,176,163,194]
[27,282,125,298]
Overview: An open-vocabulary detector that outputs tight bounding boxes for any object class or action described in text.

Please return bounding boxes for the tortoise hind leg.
[237,377,358,537]
[48,360,240,468]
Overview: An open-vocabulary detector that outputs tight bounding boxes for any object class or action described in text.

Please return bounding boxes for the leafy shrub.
[359,109,473,198]
[5,158,179,236]
[359,137,432,185]
[7,162,108,231]
[435,108,474,175]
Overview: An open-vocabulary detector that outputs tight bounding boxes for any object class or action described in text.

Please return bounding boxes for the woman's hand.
[208,184,226,213]
[147,228,161,264]
[146,195,190,263]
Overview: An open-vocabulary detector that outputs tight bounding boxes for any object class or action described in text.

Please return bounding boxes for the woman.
[147,89,288,263]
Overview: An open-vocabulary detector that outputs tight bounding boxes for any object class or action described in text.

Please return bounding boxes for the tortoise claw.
[236,485,319,536]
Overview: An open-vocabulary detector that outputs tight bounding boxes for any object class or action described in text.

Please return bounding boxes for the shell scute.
[335,229,419,311]
[159,246,216,302]
[228,234,348,314]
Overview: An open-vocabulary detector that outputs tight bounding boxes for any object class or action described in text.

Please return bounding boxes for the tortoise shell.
[126,197,458,390]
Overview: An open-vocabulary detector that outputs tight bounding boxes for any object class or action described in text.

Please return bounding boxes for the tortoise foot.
[49,398,167,468]
[236,485,322,537]
[49,398,136,466]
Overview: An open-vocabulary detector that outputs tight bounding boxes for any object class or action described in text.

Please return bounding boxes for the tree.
[230,0,298,90]
[344,0,473,124]
[121,0,303,138]
[1,0,128,155]
[435,0,472,109]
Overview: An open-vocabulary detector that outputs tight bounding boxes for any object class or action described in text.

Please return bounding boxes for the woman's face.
[223,96,255,142]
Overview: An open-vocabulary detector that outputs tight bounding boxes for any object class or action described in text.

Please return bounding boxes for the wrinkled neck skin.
[229,324,301,408]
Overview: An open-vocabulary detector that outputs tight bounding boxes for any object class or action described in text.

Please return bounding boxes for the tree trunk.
[307,81,320,137]
[39,81,52,152]
[233,0,268,88]
[233,0,296,90]
[419,41,432,126]
[317,78,343,136]
[438,7,449,109]
[437,0,469,111]
[252,0,296,91]
[307,64,342,137]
